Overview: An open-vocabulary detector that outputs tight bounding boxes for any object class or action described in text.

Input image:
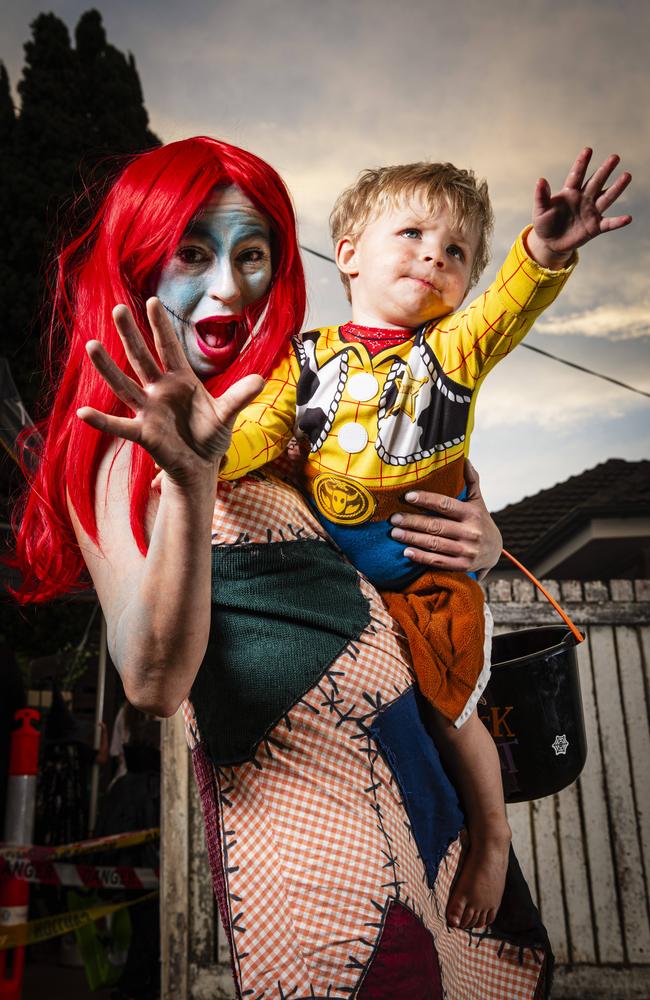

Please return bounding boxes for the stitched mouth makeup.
[160,300,248,375]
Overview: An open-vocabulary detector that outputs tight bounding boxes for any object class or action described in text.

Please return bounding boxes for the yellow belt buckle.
[312,474,377,525]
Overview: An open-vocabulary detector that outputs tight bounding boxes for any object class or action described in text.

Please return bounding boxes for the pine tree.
[0,64,15,143]
[16,14,86,191]
[0,10,160,411]
[0,62,26,409]
[75,10,159,155]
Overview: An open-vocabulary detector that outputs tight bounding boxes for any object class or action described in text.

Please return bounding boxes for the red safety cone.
[0,709,41,999]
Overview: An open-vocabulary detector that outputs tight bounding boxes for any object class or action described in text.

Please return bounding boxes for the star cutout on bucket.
[552,733,569,756]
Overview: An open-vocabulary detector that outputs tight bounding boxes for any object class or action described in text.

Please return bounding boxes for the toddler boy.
[221,147,631,929]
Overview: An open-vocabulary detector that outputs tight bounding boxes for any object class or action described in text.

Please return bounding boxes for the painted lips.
[194,315,244,360]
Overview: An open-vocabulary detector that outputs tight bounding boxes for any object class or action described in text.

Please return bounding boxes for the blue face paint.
[156,185,273,379]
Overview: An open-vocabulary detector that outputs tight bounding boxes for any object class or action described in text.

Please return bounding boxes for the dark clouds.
[2,0,648,505]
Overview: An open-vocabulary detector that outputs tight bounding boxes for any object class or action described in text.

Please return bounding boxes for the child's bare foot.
[446,824,511,930]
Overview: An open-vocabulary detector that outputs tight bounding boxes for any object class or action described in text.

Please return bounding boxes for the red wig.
[13,136,306,603]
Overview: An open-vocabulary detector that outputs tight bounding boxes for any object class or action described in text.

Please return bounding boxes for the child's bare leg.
[426,706,511,930]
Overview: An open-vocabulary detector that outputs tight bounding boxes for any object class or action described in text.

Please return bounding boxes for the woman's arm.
[69,442,218,717]
[70,299,263,716]
[389,459,502,580]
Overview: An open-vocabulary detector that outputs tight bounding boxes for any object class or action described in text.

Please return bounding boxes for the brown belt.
[306,456,466,525]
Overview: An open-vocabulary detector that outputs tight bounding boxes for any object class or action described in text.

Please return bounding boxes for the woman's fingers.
[391,511,474,542]
[76,406,140,443]
[393,479,482,544]
[391,480,484,569]
[214,373,265,430]
[111,299,190,381]
[112,305,162,385]
[402,489,466,521]
[399,545,477,572]
[390,523,464,553]
[147,297,192,372]
[85,340,146,410]
[395,461,502,574]
[391,519,480,570]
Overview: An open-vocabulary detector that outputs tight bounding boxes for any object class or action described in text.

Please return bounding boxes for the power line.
[299,243,650,400]
[520,343,650,399]
[300,245,336,264]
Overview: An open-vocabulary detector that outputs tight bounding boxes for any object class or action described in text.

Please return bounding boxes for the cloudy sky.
[3,0,649,509]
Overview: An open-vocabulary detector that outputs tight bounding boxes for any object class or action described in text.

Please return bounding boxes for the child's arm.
[220,344,300,480]
[431,148,631,388]
[526,147,631,268]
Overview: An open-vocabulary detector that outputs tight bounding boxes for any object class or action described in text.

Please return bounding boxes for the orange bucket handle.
[500,549,584,644]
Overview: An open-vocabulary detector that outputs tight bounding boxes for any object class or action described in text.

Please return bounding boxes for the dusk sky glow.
[3,0,648,508]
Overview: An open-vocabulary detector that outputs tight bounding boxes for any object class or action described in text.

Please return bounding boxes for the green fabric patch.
[191,541,371,765]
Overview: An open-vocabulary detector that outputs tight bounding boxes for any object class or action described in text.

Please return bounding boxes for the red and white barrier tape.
[0,827,159,862]
[0,857,158,890]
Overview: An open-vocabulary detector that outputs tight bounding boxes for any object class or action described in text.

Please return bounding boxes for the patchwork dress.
[181,471,552,999]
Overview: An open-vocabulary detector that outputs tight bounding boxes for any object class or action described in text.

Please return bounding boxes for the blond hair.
[329,161,494,300]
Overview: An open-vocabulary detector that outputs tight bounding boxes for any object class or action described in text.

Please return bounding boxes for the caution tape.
[0,827,159,862]
[0,891,158,950]
[0,857,159,890]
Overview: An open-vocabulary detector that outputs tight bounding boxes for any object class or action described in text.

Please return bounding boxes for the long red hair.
[13,136,306,603]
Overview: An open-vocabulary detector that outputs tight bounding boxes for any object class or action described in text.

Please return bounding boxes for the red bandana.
[340,322,414,358]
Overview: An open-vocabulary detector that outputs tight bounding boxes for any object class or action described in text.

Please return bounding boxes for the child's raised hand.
[527,147,631,267]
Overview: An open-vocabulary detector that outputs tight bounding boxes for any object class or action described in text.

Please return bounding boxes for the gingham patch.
[432,841,544,1000]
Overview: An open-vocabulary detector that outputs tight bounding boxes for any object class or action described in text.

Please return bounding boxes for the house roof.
[492,458,650,567]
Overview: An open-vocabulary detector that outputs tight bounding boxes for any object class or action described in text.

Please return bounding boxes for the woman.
[14,137,550,998]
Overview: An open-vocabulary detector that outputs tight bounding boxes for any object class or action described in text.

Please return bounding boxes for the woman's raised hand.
[77,297,263,486]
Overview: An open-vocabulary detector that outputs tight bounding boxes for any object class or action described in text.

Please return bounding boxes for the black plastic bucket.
[480,624,587,803]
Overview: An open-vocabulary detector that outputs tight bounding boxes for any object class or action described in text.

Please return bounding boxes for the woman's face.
[156,185,273,378]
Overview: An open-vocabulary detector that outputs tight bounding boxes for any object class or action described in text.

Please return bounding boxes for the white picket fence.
[161,578,650,1000]
[490,577,650,1000]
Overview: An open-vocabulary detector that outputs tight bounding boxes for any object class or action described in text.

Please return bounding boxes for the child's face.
[338,190,479,329]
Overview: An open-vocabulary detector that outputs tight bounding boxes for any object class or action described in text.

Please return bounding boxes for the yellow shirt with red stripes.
[221,227,575,527]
